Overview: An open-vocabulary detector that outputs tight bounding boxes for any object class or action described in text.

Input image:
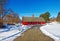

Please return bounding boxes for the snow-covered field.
[0,23,31,41]
[40,22,60,41]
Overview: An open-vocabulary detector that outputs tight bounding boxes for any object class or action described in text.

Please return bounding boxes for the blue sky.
[5,0,60,18]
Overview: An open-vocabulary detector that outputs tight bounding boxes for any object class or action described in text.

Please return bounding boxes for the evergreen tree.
[40,12,50,22]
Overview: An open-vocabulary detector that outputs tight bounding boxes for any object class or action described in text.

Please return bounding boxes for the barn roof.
[22,17,45,22]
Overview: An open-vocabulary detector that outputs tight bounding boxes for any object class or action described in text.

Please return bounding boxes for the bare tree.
[0,0,6,27]
[5,9,21,24]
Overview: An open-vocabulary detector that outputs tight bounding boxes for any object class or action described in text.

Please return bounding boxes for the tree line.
[39,12,60,23]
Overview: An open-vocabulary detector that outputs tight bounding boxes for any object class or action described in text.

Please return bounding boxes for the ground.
[14,25,54,41]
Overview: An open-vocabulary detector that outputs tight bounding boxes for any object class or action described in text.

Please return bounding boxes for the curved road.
[14,26,54,41]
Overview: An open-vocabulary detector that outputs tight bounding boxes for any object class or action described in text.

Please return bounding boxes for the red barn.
[22,15,46,25]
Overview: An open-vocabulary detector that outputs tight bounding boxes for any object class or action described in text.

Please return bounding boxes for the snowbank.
[0,24,31,41]
[0,29,9,32]
[40,22,60,41]
[0,30,20,41]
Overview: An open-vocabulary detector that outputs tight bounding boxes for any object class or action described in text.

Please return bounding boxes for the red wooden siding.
[22,21,46,25]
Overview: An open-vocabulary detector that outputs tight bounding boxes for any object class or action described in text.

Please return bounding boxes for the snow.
[1,22,60,41]
[0,30,20,41]
[40,22,60,41]
[0,29,8,32]
[19,16,22,20]
[0,23,31,41]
